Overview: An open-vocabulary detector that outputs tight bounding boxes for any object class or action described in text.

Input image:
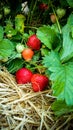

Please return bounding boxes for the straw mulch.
[0,67,73,130]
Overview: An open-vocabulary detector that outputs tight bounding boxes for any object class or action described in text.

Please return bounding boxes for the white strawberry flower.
[21,1,29,15]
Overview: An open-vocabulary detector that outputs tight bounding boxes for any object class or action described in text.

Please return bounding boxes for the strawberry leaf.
[67,13,73,25]
[40,0,49,4]
[7,59,24,73]
[52,100,73,116]
[0,26,4,41]
[61,14,73,62]
[66,0,73,7]
[0,39,14,59]
[43,51,73,106]
[36,25,59,49]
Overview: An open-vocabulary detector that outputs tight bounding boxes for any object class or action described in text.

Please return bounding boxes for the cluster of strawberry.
[22,34,41,61]
[15,34,49,92]
[16,34,41,61]
[16,68,49,92]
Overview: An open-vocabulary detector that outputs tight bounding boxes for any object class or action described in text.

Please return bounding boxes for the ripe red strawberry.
[39,3,49,10]
[15,68,33,84]
[27,34,41,50]
[31,74,49,92]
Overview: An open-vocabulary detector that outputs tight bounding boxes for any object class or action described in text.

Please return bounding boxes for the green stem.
[29,0,38,24]
[53,9,62,34]
[50,1,62,34]
[24,25,37,30]
[26,0,34,25]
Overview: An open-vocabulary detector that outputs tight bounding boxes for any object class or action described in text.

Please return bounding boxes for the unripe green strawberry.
[56,8,66,19]
[4,6,11,15]
[16,44,24,53]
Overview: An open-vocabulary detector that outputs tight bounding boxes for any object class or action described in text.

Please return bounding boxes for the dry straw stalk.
[0,67,72,130]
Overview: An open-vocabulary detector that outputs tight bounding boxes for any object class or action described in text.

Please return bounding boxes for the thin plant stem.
[24,25,37,30]
[29,0,38,24]
[49,0,62,34]
[26,0,34,25]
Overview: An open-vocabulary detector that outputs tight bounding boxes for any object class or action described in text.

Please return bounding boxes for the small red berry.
[15,68,33,84]
[39,3,48,10]
[27,34,41,50]
[31,74,49,92]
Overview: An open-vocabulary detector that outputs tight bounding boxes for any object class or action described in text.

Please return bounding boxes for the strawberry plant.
[0,0,73,122]
[42,13,73,116]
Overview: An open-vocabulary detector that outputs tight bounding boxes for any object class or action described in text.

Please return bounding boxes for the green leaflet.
[43,51,73,106]
[66,0,73,7]
[41,0,49,4]
[42,51,61,75]
[0,39,14,59]
[71,27,73,38]
[7,59,24,73]
[52,100,73,117]
[4,20,17,37]
[60,14,73,62]
[36,25,59,49]
[0,26,4,41]
[67,13,73,25]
